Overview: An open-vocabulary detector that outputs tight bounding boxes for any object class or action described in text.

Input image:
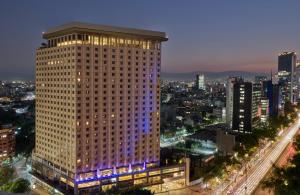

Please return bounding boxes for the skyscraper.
[260,97,269,123]
[226,77,242,129]
[232,81,253,133]
[252,83,261,120]
[262,80,279,117]
[196,74,205,90]
[278,52,296,103]
[33,22,167,193]
[295,60,300,102]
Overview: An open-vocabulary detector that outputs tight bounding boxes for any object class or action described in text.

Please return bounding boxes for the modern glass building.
[278,52,296,103]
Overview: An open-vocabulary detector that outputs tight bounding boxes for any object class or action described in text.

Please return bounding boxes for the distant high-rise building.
[260,98,269,123]
[0,81,8,97]
[232,81,253,133]
[196,74,205,90]
[0,81,4,97]
[278,52,296,103]
[295,60,300,102]
[252,83,261,120]
[262,80,280,117]
[254,75,267,84]
[33,22,168,194]
[226,77,243,129]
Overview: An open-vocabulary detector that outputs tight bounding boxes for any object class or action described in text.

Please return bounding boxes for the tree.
[8,178,30,193]
[185,124,194,134]
[121,188,154,195]
[201,111,207,118]
[0,166,15,185]
[105,185,119,195]
[0,178,30,193]
[0,166,30,194]
[284,101,294,114]
[293,136,300,150]
[15,119,35,157]
[104,185,154,195]
[262,166,287,193]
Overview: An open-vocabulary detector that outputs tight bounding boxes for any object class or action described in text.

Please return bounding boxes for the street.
[13,156,32,182]
[230,117,300,195]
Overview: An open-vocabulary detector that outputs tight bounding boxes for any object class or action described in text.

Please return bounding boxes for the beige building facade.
[33,22,168,193]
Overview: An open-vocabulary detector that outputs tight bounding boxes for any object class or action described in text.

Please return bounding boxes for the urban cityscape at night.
[2,1,300,195]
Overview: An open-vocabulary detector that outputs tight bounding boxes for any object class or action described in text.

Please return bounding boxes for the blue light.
[76,162,149,183]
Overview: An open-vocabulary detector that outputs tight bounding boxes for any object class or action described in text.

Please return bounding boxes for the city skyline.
[2,1,300,195]
[2,0,300,80]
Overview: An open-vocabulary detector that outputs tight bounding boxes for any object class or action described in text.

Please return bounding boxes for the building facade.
[262,80,279,117]
[260,97,269,123]
[278,52,296,104]
[33,22,168,194]
[0,124,15,161]
[226,77,242,129]
[196,74,205,90]
[295,60,300,102]
[252,83,261,120]
[232,81,253,133]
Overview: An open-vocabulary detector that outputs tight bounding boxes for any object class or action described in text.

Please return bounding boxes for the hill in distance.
[161,71,268,82]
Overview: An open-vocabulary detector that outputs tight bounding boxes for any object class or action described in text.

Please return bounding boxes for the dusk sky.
[1,0,300,79]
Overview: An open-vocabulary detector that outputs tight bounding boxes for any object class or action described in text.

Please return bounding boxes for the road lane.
[232,118,300,195]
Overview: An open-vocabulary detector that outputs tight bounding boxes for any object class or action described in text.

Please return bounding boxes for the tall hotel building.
[33,22,168,193]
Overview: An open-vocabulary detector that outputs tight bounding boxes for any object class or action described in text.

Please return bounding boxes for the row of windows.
[37,65,158,72]
[46,34,161,50]
[38,45,160,54]
[37,46,160,60]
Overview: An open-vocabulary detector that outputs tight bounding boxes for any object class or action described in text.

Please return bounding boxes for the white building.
[196,74,205,90]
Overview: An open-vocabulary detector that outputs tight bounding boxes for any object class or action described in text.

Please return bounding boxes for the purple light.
[75,162,148,183]
[128,164,132,173]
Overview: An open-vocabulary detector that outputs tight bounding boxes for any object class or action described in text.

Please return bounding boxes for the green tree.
[185,124,194,134]
[0,166,15,185]
[8,178,30,193]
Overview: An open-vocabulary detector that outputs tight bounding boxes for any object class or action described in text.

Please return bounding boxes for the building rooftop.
[43,22,168,41]
[278,51,296,56]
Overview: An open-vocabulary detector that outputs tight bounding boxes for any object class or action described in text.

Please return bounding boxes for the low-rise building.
[0,124,15,161]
